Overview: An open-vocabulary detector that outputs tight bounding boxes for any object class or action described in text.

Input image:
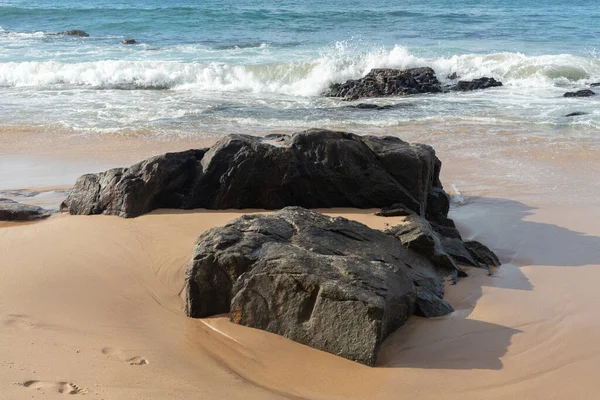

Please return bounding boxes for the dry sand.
[1,128,600,399]
[1,204,599,400]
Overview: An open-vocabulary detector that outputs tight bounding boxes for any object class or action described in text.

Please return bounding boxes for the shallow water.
[1,0,600,139]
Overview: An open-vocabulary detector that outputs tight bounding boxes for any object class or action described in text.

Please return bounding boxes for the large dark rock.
[452,77,503,91]
[323,67,441,100]
[58,30,89,37]
[185,207,455,366]
[0,198,50,221]
[563,89,595,98]
[62,129,444,218]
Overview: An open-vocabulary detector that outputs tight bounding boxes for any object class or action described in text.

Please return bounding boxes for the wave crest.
[1,44,599,94]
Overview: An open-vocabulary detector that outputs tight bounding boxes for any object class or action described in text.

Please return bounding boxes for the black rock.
[430,221,462,240]
[0,198,50,221]
[563,89,595,98]
[447,72,459,80]
[122,39,136,45]
[414,287,454,318]
[590,82,600,87]
[323,67,441,100]
[58,30,89,37]
[350,103,394,110]
[565,112,588,117]
[62,129,444,218]
[440,237,479,267]
[185,207,454,366]
[465,240,501,268]
[452,77,503,91]
[375,203,414,217]
[386,214,463,275]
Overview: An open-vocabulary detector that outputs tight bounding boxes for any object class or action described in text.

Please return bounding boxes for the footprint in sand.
[1,314,36,330]
[102,347,149,365]
[21,380,84,395]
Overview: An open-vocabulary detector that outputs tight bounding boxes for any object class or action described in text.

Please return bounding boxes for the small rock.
[58,30,89,37]
[122,39,136,45]
[464,240,501,267]
[565,112,588,117]
[563,89,595,98]
[376,203,414,217]
[590,82,600,87]
[414,287,454,318]
[452,77,503,91]
[441,237,479,267]
[350,103,394,110]
[386,214,462,274]
[0,198,50,221]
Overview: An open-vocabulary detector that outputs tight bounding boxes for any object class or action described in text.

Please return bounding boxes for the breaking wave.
[1,43,599,95]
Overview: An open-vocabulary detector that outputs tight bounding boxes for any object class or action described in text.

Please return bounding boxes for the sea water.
[1,0,599,139]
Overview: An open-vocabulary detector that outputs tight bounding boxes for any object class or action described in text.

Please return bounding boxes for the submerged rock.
[452,77,503,91]
[323,67,441,100]
[565,112,588,117]
[0,198,50,221]
[563,89,595,98]
[185,207,455,366]
[348,103,395,110]
[62,129,444,218]
[122,39,136,45]
[58,30,89,37]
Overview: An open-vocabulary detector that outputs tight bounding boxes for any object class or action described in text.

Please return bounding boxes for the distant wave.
[1,44,599,94]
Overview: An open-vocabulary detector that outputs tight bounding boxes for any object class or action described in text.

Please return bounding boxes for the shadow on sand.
[378,195,600,370]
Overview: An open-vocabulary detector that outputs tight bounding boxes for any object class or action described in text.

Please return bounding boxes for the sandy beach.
[3,0,600,398]
[1,127,599,400]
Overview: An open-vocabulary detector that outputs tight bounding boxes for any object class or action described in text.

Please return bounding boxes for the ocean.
[1,0,600,139]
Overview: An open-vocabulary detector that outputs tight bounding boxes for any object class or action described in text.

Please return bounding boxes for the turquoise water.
[1,0,600,136]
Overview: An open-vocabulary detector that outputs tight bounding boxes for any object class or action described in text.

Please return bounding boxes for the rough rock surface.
[563,89,596,97]
[58,30,89,37]
[386,214,463,274]
[0,198,50,221]
[62,129,443,218]
[452,77,503,91]
[323,68,503,100]
[323,67,441,100]
[185,207,455,366]
[464,240,501,268]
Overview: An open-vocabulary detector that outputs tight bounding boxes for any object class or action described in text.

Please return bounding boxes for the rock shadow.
[377,317,521,370]
[379,195,599,370]
[450,196,600,268]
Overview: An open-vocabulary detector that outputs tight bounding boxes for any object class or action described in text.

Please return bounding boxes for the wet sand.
[1,127,600,399]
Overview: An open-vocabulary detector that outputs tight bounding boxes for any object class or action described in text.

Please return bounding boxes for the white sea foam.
[1,44,600,95]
